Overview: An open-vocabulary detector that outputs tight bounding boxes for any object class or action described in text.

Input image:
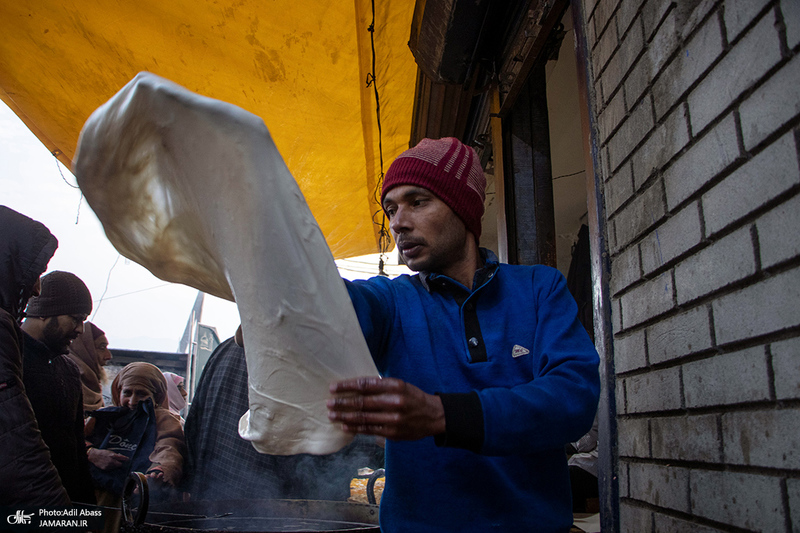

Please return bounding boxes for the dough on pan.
[73,72,378,455]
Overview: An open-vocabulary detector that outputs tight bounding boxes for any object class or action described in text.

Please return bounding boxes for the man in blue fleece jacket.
[327,137,601,532]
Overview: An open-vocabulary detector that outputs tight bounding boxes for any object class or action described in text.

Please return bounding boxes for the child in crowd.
[85,362,186,499]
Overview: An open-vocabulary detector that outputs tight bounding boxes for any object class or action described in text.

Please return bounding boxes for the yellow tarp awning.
[0,1,417,258]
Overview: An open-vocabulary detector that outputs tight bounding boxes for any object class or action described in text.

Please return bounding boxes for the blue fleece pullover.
[345,250,600,532]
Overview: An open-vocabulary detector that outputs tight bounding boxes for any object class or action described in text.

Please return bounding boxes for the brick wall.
[582,0,800,530]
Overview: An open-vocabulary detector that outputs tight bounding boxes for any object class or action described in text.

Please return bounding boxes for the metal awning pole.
[185,310,197,403]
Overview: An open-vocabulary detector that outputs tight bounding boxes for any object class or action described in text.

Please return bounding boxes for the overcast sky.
[1,100,405,353]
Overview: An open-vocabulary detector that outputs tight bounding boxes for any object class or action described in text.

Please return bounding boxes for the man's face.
[93,334,113,366]
[41,314,86,354]
[383,185,471,275]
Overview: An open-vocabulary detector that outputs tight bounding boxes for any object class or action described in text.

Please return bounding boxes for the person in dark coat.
[0,205,69,506]
[21,270,97,504]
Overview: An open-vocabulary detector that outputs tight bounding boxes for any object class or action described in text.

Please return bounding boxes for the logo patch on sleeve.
[512,345,530,358]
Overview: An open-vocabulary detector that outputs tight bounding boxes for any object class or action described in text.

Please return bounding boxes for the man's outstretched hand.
[327,377,445,441]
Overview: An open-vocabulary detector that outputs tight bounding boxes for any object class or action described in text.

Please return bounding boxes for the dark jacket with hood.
[0,205,69,505]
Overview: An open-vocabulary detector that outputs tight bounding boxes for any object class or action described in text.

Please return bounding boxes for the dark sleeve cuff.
[433,391,484,453]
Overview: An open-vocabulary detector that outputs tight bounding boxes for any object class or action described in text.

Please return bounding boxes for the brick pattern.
[682,347,771,407]
[689,471,785,531]
[650,414,720,463]
[740,53,800,150]
[614,328,647,373]
[663,112,740,211]
[756,175,800,268]
[629,462,691,512]
[631,105,690,190]
[789,479,800,533]
[653,514,721,533]
[645,304,712,364]
[639,201,702,276]
[617,416,649,457]
[712,267,800,344]
[624,365,681,412]
[772,336,800,399]
[722,409,800,469]
[619,501,653,533]
[585,0,800,530]
[724,0,775,43]
[651,12,724,121]
[673,225,757,304]
[784,0,800,49]
[702,130,800,237]
[687,10,783,134]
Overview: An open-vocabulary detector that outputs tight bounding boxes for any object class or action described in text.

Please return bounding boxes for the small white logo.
[7,510,34,525]
[512,345,530,358]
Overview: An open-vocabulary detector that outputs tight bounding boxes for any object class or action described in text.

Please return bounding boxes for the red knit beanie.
[381,137,486,239]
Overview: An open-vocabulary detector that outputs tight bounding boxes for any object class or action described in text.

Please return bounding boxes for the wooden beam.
[503,61,556,266]
[497,0,570,117]
[490,86,509,263]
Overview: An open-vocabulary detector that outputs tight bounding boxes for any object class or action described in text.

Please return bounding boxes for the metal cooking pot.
[120,473,381,533]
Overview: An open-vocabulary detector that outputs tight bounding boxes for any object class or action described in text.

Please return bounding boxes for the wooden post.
[490,85,509,264]
[504,61,556,267]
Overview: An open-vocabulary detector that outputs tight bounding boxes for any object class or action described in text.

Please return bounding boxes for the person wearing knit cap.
[328,137,600,532]
[68,321,113,413]
[0,206,70,506]
[20,269,97,504]
[23,270,93,355]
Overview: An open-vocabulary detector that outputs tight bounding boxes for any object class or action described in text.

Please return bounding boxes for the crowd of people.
[0,222,193,509]
[1,136,600,532]
[0,206,384,512]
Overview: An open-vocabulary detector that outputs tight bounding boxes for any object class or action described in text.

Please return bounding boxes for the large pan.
[120,473,381,533]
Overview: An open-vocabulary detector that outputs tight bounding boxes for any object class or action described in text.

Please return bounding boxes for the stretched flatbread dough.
[73,72,378,455]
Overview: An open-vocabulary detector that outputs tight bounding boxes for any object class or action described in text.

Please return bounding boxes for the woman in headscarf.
[67,321,113,413]
[163,371,188,421]
[85,361,186,524]
[86,362,186,487]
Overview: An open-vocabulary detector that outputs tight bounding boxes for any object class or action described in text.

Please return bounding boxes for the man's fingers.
[340,423,388,436]
[328,409,401,425]
[327,394,366,411]
[327,392,406,412]
[329,376,403,394]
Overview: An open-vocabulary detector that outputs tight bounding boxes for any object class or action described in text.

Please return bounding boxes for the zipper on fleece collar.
[419,248,499,293]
